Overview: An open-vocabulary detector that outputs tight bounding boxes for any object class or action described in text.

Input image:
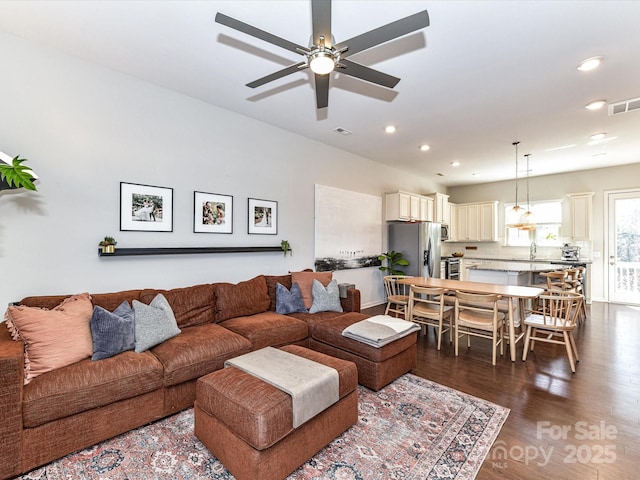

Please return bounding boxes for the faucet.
[530,241,537,260]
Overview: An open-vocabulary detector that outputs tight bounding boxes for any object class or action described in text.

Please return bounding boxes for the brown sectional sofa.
[0,273,363,479]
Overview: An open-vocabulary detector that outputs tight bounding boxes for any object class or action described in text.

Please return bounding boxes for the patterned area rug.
[19,374,508,480]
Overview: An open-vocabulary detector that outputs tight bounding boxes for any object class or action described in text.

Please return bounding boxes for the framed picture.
[194,191,233,234]
[248,198,277,235]
[120,182,173,232]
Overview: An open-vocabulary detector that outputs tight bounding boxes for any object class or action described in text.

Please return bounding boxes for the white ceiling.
[1,0,639,186]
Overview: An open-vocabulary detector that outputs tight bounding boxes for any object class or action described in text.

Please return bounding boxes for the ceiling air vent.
[608,97,640,116]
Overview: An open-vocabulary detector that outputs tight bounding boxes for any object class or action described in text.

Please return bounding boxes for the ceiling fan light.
[309,51,335,75]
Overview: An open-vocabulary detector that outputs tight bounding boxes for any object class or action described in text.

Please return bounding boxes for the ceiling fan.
[215,0,430,109]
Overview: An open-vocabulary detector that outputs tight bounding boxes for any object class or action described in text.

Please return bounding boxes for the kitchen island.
[466,261,564,286]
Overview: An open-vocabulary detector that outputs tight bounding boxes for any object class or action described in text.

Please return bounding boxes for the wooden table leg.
[508,297,516,361]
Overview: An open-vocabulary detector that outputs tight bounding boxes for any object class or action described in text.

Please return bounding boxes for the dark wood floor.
[362,301,639,479]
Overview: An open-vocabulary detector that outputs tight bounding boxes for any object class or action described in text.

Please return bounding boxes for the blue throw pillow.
[275,282,308,314]
[90,300,135,360]
[309,279,343,314]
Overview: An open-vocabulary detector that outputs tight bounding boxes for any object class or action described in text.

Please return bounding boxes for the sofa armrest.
[0,326,24,479]
[340,288,361,313]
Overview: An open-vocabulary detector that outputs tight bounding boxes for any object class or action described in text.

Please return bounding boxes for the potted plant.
[99,236,117,254]
[0,155,38,191]
[280,240,292,257]
[377,250,409,276]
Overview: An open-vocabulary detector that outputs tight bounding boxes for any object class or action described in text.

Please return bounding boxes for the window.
[505,200,562,246]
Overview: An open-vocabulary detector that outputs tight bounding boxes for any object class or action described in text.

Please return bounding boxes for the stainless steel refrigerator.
[388,222,442,278]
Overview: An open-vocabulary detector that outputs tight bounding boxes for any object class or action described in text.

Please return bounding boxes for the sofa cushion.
[291,271,332,309]
[214,275,271,322]
[22,350,164,428]
[140,283,216,328]
[275,282,308,315]
[5,293,94,384]
[309,312,417,363]
[265,274,293,311]
[150,323,253,387]
[220,312,309,350]
[90,301,135,360]
[132,294,181,353]
[90,290,143,312]
[309,279,343,314]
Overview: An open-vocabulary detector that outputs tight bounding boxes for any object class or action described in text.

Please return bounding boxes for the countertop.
[454,256,591,265]
[465,261,567,273]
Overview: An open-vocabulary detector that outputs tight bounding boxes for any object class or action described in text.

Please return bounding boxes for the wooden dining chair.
[454,291,505,365]
[568,267,587,323]
[542,270,570,291]
[522,290,582,372]
[383,275,411,318]
[407,285,454,350]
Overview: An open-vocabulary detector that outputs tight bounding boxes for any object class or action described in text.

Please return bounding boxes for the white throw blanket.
[342,314,421,348]
[225,347,339,428]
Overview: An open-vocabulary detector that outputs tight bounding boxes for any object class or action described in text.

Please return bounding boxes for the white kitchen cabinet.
[385,191,432,222]
[568,192,594,240]
[479,202,498,241]
[450,201,497,241]
[427,192,449,224]
[449,203,457,240]
[420,196,434,222]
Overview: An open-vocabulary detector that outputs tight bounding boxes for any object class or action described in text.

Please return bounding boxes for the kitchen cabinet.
[567,192,594,240]
[479,202,498,241]
[385,191,433,222]
[450,201,498,241]
[426,192,450,224]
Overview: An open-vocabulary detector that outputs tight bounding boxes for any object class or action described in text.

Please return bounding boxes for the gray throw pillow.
[309,279,343,314]
[275,282,308,314]
[90,301,135,361]
[132,294,181,352]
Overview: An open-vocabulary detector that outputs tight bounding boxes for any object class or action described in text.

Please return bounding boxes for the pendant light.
[506,141,524,228]
[518,153,536,230]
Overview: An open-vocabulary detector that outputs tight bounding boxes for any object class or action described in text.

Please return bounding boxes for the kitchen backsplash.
[442,240,592,261]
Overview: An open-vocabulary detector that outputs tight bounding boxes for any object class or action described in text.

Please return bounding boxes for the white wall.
[0,31,444,312]
[447,164,640,302]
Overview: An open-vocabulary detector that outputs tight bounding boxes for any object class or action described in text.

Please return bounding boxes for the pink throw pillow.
[290,271,333,309]
[4,292,94,384]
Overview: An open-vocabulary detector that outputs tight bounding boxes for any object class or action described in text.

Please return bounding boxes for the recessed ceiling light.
[333,127,352,136]
[588,136,618,146]
[450,161,460,167]
[593,153,607,157]
[589,132,606,141]
[419,144,430,151]
[385,125,396,134]
[471,172,481,177]
[544,144,576,152]
[585,100,607,111]
[577,56,604,72]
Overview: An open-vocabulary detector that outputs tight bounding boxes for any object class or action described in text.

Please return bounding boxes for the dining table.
[397,276,544,361]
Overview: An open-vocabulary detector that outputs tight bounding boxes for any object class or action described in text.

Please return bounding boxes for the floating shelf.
[98,246,283,257]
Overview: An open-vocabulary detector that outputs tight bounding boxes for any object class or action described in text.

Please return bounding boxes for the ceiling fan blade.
[311,0,332,46]
[339,59,400,89]
[215,12,306,55]
[315,74,329,109]
[246,62,307,88]
[334,10,429,57]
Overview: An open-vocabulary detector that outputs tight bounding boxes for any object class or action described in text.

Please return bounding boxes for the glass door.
[607,189,640,304]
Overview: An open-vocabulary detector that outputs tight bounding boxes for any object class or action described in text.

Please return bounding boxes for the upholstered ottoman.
[194,345,358,480]
[308,312,418,391]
